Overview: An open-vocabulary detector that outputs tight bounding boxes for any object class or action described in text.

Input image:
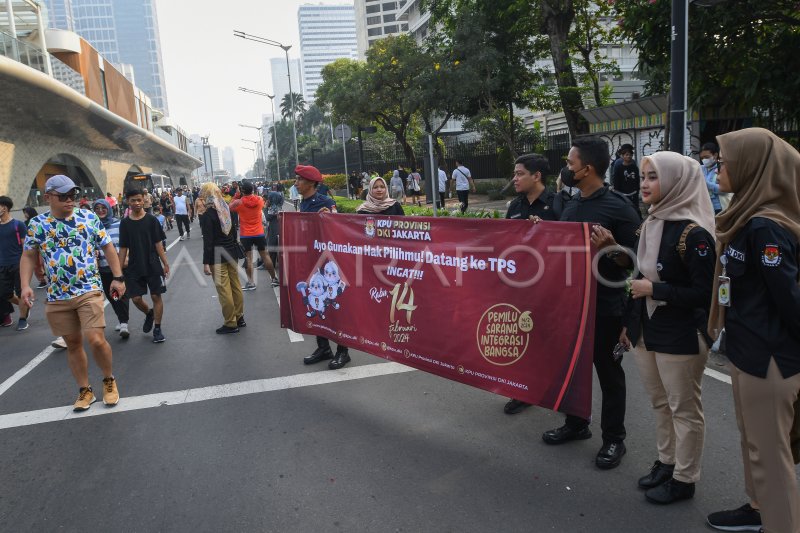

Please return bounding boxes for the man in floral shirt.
[19,175,127,411]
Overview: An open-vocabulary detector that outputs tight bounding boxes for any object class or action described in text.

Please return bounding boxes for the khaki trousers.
[212,261,243,328]
[731,359,800,533]
[633,337,707,483]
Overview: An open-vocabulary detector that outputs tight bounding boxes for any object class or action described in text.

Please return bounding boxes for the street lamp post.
[239,87,281,180]
[241,146,256,177]
[201,136,215,184]
[670,0,727,154]
[242,138,260,177]
[239,124,268,179]
[234,30,300,167]
[357,126,377,174]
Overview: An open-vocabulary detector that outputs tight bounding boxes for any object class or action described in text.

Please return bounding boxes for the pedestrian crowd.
[1,127,797,533]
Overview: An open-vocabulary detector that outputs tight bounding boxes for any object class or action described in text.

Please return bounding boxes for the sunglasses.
[49,192,78,202]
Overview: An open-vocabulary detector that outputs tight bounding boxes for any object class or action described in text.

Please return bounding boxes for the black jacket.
[560,185,641,317]
[724,217,800,378]
[625,221,716,355]
[505,190,560,221]
[200,208,243,265]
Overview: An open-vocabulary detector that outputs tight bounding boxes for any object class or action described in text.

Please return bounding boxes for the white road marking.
[0,234,183,398]
[704,367,732,385]
[273,286,304,343]
[0,362,415,430]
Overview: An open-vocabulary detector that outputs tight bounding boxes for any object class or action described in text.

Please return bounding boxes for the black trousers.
[100,270,130,323]
[457,190,469,213]
[175,214,190,236]
[565,315,627,443]
[316,336,347,353]
[438,190,447,209]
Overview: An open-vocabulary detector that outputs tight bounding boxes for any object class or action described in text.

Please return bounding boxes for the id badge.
[718,275,731,307]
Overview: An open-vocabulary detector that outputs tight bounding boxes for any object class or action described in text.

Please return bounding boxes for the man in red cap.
[294,165,351,369]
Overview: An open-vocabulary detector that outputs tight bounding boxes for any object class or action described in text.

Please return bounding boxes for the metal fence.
[304,131,573,180]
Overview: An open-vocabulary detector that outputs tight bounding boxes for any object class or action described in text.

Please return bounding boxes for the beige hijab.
[708,127,800,338]
[638,151,716,317]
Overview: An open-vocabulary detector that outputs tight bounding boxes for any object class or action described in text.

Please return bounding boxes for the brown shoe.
[73,387,97,411]
[102,377,119,406]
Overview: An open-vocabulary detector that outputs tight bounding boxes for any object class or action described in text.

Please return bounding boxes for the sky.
[155,0,350,176]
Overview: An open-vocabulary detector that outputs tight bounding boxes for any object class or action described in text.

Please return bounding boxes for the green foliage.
[332,196,501,218]
[323,174,347,190]
[612,0,800,125]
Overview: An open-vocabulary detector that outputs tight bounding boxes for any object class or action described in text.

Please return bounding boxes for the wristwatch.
[112,276,125,282]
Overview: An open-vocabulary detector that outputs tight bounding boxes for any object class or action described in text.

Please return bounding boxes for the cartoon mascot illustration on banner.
[322,260,346,310]
[296,259,347,319]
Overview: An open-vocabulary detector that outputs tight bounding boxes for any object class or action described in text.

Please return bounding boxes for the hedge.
[332,197,501,218]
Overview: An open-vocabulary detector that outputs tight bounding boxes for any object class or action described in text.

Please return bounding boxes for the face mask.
[560,165,586,188]
[702,157,715,168]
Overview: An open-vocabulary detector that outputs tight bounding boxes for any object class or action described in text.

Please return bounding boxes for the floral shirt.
[24,209,111,301]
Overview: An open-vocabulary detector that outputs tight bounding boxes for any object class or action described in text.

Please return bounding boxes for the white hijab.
[638,151,716,317]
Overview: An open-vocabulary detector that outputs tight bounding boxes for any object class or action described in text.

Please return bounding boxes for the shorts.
[240,235,267,252]
[45,291,105,336]
[125,273,167,297]
[0,265,21,299]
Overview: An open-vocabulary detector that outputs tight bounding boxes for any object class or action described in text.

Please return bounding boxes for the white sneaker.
[51,337,67,349]
[180,235,186,241]
[119,323,129,339]
[114,323,121,331]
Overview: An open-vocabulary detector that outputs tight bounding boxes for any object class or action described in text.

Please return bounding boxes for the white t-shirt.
[452,166,471,191]
[437,169,447,192]
[173,195,189,215]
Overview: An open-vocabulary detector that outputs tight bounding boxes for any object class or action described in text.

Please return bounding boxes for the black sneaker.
[237,316,247,328]
[143,309,155,333]
[706,504,762,531]
[638,460,675,489]
[216,325,240,334]
[503,398,532,415]
[645,478,694,504]
[328,349,351,370]
[152,327,165,343]
[271,277,280,288]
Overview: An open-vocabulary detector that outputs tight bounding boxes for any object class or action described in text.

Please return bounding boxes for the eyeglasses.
[48,192,78,202]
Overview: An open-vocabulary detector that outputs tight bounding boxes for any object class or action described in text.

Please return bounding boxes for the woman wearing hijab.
[199,183,246,334]
[92,198,131,338]
[356,177,405,216]
[705,129,800,533]
[619,151,716,505]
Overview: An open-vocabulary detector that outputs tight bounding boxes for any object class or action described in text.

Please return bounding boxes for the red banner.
[280,212,597,419]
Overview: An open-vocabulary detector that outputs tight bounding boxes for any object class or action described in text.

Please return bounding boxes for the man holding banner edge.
[541,137,640,471]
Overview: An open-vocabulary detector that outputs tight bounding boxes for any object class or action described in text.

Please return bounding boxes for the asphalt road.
[0,216,759,533]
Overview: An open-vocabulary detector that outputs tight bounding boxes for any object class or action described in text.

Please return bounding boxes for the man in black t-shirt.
[118,189,170,344]
[611,144,641,211]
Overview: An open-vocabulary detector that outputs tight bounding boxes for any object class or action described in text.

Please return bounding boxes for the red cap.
[294,165,323,182]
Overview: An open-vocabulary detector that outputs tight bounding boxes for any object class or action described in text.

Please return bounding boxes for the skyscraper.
[270,57,303,108]
[297,4,358,102]
[354,0,409,59]
[43,0,170,113]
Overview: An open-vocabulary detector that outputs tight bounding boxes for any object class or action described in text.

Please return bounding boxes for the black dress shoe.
[304,347,333,365]
[645,478,695,504]
[638,460,675,489]
[595,441,626,469]
[328,349,351,370]
[215,325,240,334]
[504,399,532,415]
[542,424,592,445]
[237,316,247,328]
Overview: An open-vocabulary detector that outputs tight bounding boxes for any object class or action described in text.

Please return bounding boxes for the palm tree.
[280,92,306,122]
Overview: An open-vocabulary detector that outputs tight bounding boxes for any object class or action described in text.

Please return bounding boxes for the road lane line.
[704,367,732,385]
[0,362,415,430]
[0,235,183,399]
[273,286,304,343]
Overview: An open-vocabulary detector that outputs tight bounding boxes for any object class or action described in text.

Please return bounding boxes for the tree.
[613,0,800,128]
[317,36,427,165]
[280,92,307,123]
